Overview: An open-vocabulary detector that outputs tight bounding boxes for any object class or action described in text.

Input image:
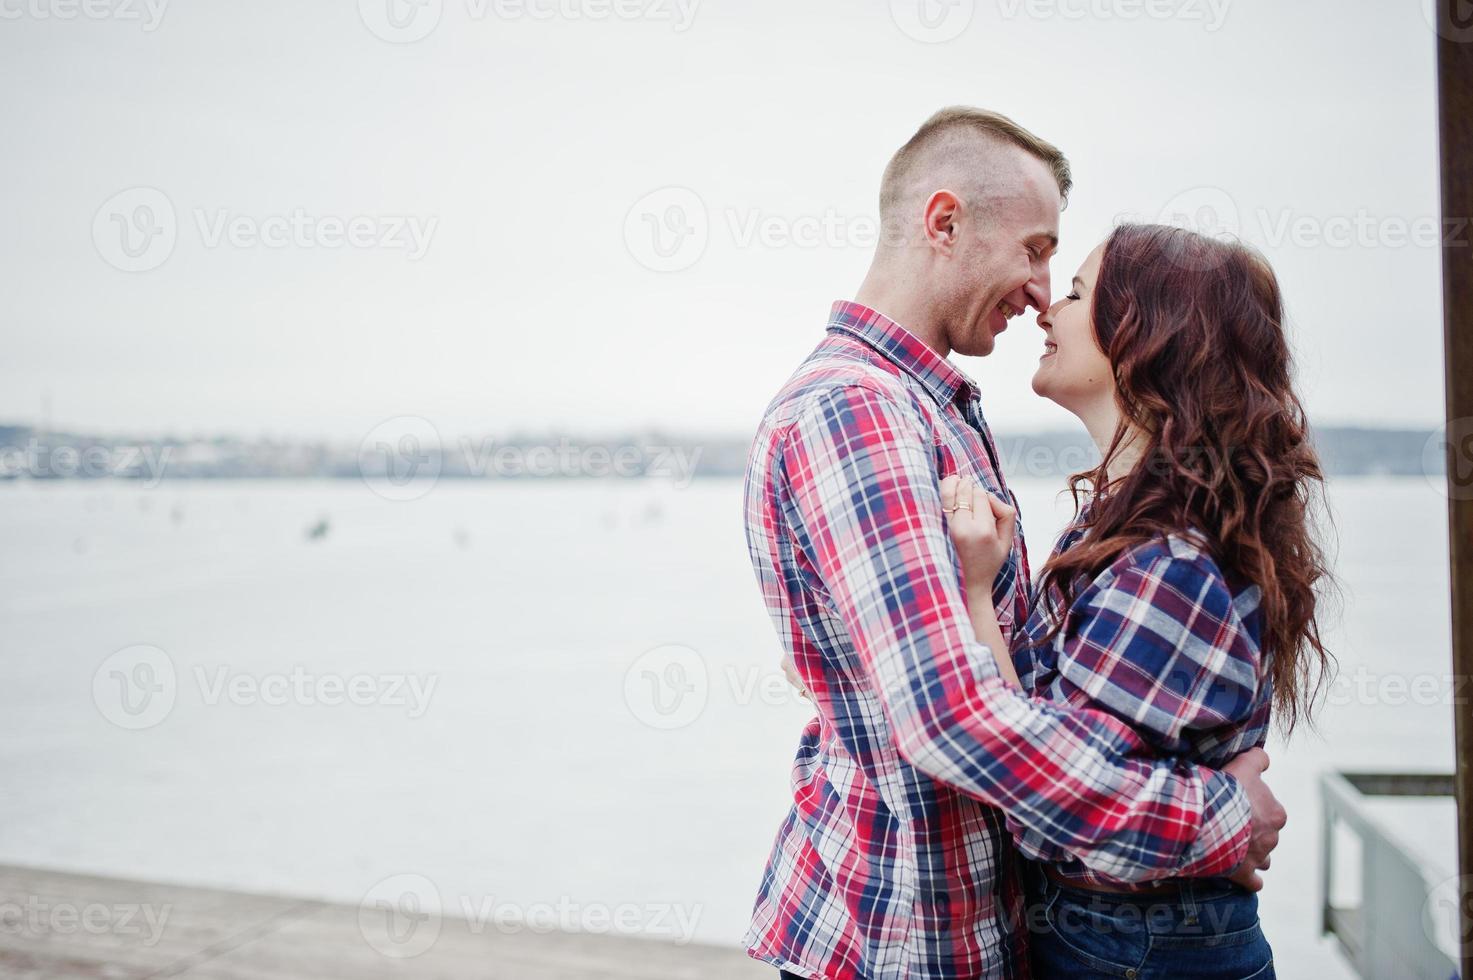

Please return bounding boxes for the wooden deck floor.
[0,865,772,979]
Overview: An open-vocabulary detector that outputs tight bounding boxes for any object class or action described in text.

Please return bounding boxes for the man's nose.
[1025,272,1050,314]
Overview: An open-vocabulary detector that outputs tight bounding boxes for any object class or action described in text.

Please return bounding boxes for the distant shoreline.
[0,423,1445,481]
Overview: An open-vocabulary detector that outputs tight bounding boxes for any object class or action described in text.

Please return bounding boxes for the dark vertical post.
[1436,3,1473,978]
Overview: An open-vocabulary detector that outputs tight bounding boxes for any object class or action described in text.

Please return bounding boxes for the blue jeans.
[1024,864,1275,979]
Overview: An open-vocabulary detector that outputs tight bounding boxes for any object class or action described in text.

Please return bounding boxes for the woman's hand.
[940,474,1017,593]
[780,652,810,702]
[941,473,1023,688]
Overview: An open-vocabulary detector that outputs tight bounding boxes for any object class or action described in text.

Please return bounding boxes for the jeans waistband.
[1029,862,1241,918]
[1039,862,1183,897]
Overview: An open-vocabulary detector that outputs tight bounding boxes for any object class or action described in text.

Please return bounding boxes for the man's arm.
[1006,546,1283,886]
[777,383,1252,882]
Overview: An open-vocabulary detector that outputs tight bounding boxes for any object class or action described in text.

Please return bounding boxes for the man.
[742,107,1284,979]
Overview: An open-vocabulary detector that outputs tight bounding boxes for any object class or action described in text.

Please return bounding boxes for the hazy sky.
[0,0,1447,441]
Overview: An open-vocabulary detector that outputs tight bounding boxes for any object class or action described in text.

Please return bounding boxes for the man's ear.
[921,190,962,254]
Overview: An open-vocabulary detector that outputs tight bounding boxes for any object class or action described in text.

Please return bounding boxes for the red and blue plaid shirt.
[1008,508,1272,890]
[741,302,1251,980]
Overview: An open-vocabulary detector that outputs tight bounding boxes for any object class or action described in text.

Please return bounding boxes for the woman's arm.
[1004,538,1267,882]
[963,586,1020,687]
[943,474,1022,688]
[942,475,1265,884]
[1043,543,1265,752]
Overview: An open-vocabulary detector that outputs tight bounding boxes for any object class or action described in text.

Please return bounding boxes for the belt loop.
[1179,878,1200,926]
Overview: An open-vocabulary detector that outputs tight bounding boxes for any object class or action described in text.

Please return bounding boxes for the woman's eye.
[1065,291,1080,301]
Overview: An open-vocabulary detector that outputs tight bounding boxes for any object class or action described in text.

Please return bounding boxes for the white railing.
[1320,771,1461,980]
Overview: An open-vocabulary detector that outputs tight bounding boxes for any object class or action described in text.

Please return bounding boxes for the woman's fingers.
[940,474,959,514]
[781,655,808,700]
[963,477,997,535]
[944,475,1012,546]
[988,491,1016,538]
[943,475,1013,589]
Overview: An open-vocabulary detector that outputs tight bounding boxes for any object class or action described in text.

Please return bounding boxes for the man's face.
[944,155,1061,357]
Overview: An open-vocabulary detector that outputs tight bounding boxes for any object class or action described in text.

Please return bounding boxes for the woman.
[943,223,1333,979]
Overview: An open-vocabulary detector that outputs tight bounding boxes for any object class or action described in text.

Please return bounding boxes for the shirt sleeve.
[1052,550,1263,751]
[1006,551,1264,879]
[776,383,1250,882]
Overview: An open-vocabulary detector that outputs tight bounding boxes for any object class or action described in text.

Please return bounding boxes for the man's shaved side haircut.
[879,106,1072,224]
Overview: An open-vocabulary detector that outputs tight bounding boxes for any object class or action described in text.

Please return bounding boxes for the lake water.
[0,476,1458,975]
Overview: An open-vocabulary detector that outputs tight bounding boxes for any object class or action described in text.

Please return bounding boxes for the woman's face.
[1031,242,1114,416]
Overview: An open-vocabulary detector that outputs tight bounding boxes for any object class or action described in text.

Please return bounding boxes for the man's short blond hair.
[879,107,1072,222]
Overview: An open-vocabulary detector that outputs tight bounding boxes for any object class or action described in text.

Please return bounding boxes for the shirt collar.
[825,300,979,409]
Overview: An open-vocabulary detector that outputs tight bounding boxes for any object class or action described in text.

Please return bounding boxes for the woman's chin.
[1031,372,1071,413]
[1030,370,1051,399]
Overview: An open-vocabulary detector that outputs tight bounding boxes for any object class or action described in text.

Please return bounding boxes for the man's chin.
[956,333,997,358]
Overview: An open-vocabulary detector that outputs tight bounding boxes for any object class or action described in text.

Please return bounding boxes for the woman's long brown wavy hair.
[1037,223,1335,734]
